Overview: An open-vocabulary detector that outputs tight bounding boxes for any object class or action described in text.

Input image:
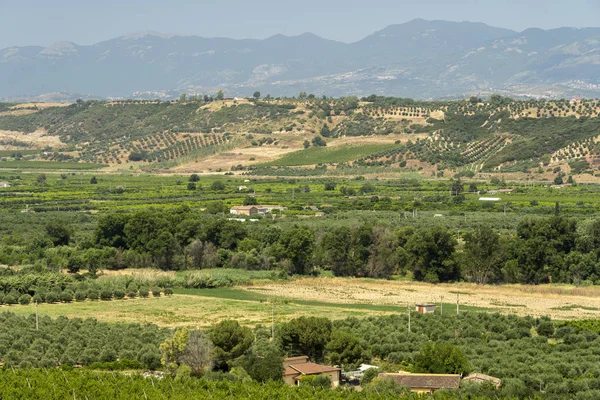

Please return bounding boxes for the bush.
[59,290,74,303]
[32,293,42,304]
[45,292,59,304]
[164,288,174,296]
[100,290,113,301]
[87,290,99,301]
[151,287,161,297]
[139,287,150,298]
[3,294,17,305]
[126,289,137,299]
[18,294,31,305]
[361,368,380,385]
[537,321,555,337]
[75,290,87,302]
[113,289,125,300]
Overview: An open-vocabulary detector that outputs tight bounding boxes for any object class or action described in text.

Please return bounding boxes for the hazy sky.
[1,0,599,48]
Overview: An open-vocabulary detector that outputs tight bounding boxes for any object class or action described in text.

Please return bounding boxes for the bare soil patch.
[0,129,64,149]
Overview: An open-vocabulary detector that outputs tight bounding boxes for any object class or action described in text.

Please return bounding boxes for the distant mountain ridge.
[1,19,600,101]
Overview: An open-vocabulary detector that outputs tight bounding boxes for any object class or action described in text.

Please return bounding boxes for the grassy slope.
[263,144,393,166]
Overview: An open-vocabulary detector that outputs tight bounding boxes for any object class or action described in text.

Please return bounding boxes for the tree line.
[3,207,599,285]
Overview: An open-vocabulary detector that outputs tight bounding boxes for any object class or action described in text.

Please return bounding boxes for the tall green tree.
[279,227,315,275]
[279,317,332,362]
[413,342,470,375]
[463,227,504,284]
[209,320,254,371]
[406,227,458,282]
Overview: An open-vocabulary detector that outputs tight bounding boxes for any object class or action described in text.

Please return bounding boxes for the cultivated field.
[246,278,600,320]
[7,277,599,328]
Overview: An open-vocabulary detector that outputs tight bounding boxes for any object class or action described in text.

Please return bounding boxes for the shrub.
[113,289,125,300]
[151,287,161,297]
[100,290,113,301]
[139,287,150,298]
[361,368,379,385]
[18,294,31,305]
[126,289,137,299]
[537,321,555,337]
[45,292,59,304]
[59,290,74,303]
[87,290,99,301]
[164,288,174,296]
[32,293,42,304]
[75,290,87,302]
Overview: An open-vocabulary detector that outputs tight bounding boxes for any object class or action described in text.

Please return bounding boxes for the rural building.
[230,205,288,215]
[238,185,248,191]
[378,372,460,394]
[283,356,341,387]
[315,212,325,217]
[462,373,501,388]
[260,205,288,213]
[0,182,10,188]
[230,206,259,215]
[479,197,500,201]
[415,304,436,314]
[498,189,514,193]
[344,364,379,380]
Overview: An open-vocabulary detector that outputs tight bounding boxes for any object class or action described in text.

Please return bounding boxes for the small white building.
[415,304,437,314]
[0,182,11,188]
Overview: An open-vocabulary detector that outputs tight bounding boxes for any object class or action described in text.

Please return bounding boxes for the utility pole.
[35,301,39,331]
[440,296,443,316]
[456,294,460,315]
[271,301,274,342]
[407,305,411,333]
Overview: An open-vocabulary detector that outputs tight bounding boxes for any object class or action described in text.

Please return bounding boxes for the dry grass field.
[247,278,600,319]
[4,277,599,328]
[0,129,63,149]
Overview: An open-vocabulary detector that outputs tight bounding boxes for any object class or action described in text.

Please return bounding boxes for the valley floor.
[5,277,599,327]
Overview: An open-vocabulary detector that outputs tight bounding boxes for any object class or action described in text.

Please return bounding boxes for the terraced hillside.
[0,95,599,177]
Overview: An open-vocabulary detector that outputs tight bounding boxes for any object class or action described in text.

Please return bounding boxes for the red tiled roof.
[284,356,309,361]
[379,373,460,389]
[284,362,340,376]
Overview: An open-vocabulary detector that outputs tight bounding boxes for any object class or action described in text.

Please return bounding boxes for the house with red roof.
[283,356,341,387]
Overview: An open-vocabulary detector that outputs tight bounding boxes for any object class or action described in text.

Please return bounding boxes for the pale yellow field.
[246,278,600,320]
[3,278,599,329]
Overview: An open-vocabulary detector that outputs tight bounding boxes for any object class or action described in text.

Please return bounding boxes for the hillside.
[1,19,600,100]
[0,96,600,180]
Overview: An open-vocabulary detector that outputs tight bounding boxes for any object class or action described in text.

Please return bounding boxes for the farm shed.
[463,373,501,388]
[283,356,341,387]
[378,372,460,394]
[230,206,259,215]
[415,304,436,313]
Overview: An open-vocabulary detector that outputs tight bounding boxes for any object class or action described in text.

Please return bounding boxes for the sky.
[1,0,599,49]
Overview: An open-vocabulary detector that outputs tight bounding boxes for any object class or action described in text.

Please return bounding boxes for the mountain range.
[2,19,600,101]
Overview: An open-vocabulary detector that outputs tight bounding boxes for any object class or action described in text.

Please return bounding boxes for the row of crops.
[78,132,229,164]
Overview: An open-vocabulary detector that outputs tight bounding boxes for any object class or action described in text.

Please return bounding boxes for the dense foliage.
[0,369,501,400]
[0,312,166,369]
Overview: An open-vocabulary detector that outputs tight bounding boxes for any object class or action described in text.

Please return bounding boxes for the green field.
[0,160,107,169]
[263,144,393,166]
